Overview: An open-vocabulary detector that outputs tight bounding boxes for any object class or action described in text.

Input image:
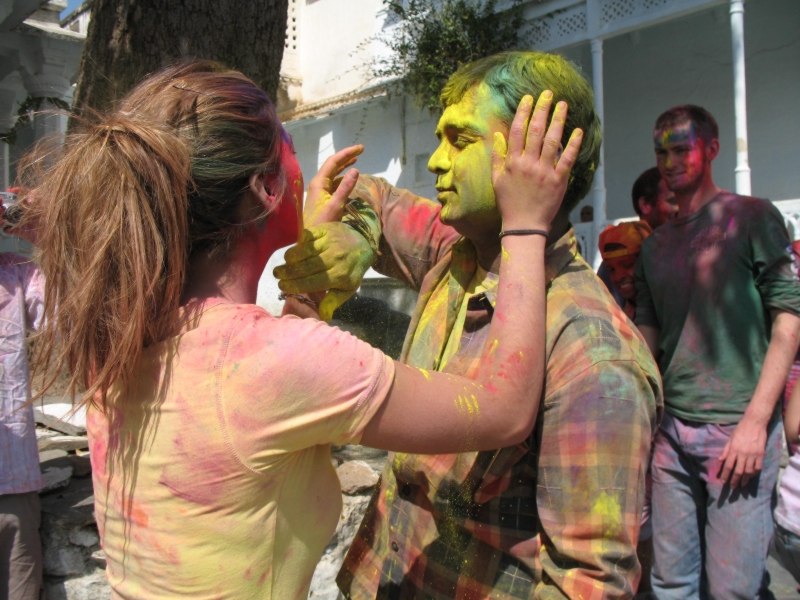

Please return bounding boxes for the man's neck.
[675,174,722,219]
[475,215,569,274]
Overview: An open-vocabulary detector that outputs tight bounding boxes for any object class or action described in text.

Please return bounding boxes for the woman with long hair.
[26,61,581,598]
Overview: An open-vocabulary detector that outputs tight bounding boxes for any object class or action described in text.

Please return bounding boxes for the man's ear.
[706,138,720,161]
[638,197,652,216]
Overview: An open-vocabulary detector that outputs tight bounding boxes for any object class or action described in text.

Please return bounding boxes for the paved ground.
[769,553,799,599]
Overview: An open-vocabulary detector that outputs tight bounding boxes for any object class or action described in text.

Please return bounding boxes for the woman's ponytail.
[29,113,192,409]
[27,60,285,411]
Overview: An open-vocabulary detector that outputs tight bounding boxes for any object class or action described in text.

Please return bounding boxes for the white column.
[730,0,751,195]
[21,70,71,146]
[590,37,607,269]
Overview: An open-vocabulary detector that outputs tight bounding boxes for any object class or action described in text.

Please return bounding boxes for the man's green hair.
[441,51,602,214]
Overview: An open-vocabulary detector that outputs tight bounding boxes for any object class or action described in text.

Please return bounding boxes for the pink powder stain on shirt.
[122,498,150,528]
[401,202,441,240]
[157,393,243,506]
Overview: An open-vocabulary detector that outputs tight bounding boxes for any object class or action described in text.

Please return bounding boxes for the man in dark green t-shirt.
[635,104,800,599]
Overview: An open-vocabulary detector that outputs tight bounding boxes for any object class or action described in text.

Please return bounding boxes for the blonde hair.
[27,61,286,410]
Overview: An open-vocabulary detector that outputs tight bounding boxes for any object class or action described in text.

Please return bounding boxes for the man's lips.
[436,189,455,203]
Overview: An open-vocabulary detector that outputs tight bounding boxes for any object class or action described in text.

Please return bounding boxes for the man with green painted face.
[635,105,800,599]
[276,51,662,599]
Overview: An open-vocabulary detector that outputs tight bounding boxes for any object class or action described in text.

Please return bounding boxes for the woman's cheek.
[270,193,302,248]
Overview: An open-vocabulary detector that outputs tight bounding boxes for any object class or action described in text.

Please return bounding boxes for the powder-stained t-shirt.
[0,253,46,496]
[87,303,394,600]
[635,192,800,423]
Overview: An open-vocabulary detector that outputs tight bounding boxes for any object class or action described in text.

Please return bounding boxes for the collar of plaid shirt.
[401,228,577,370]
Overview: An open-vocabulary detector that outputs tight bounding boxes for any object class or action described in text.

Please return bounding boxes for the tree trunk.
[72,0,288,118]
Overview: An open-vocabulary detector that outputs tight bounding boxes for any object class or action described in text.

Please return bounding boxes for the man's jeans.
[651,412,781,600]
[773,522,800,585]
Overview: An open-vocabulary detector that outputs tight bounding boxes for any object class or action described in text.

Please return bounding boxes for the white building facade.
[268,0,799,297]
[1,0,798,310]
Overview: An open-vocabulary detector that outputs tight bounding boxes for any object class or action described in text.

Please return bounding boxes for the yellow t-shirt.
[87,303,394,599]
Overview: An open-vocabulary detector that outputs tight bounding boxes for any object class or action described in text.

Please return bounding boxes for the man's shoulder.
[548,256,655,367]
[716,191,779,220]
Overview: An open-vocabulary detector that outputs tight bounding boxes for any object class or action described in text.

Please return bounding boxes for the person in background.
[775,339,800,591]
[0,189,45,600]
[632,166,678,230]
[771,239,800,592]
[598,220,652,320]
[597,167,676,306]
[635,104,800,599]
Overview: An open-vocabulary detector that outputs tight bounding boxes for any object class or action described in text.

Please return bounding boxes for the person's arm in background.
[638,325,660,359]
[633,251,661,359]
[719,309,800,487]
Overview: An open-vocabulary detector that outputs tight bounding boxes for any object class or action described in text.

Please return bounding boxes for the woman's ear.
[249,172,279,213]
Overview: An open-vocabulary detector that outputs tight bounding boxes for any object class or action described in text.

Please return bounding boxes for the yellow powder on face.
[418,368,432,381]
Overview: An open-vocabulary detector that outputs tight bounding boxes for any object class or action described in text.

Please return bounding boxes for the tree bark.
[72,0,289,118]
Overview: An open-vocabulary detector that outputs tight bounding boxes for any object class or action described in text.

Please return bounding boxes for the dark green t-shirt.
[635,192,800,423]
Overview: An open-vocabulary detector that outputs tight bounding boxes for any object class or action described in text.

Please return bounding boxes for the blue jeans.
[650,412,781,600]
[773,522,800,585]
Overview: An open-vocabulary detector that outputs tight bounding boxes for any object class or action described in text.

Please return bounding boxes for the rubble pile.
[34,401,106,600]
[35,400,386,599]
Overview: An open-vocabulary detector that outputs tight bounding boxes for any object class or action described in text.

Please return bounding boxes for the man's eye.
[452,135,474,148]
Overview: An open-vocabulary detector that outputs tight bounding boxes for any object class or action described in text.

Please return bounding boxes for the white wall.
[299,0,386,103]
[564,0,800,221]
[260,95,440,314]
[281,0,799,239]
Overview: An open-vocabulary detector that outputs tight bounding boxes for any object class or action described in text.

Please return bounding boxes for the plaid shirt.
[338,177,663,600]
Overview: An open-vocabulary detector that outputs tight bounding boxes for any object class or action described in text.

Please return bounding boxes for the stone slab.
[336,460,379,495]
[33,402,86,436]
[36,428,59,441]
[331,444,388,473]
[40,449,69,463]
[68,454,92,478]
[38,435,89,452]
[41,465,73,493]
[40,476,95,529]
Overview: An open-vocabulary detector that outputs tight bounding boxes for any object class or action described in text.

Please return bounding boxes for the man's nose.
[428,143,451,175]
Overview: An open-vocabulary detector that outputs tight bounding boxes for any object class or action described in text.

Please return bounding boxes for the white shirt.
[0,253,45,495]
[776,451,800,537]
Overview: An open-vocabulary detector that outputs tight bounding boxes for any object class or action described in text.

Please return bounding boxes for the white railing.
[521,0,726,51]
